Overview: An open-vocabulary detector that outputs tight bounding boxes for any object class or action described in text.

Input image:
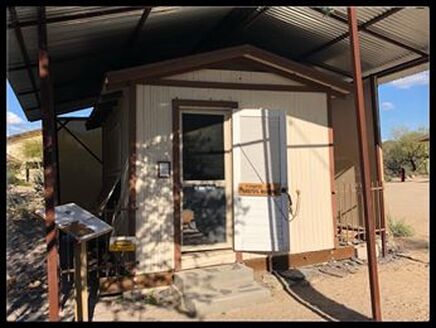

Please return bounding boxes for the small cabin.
[85,45,371,276]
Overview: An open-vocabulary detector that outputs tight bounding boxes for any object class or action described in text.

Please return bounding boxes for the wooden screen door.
[232,108,290,253]
[179,108,233,252]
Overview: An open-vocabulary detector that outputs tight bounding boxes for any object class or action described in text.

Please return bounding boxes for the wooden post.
[347,7,382,321]
[38,6,60,321]
[74,242,89,322]
[369,75,387,257]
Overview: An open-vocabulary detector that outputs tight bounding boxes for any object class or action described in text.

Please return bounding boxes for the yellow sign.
[109,237,136,252]
[238,183,281,196]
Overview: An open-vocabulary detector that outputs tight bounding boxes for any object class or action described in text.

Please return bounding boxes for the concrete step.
[181,281,271,317]
[174,263,254,293]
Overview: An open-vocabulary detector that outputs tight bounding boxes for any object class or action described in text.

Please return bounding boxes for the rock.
[28,280,41,289]
[7,274,16,287]
[123,290,144,302]
[318,266,345,278]
[350,257,365,265]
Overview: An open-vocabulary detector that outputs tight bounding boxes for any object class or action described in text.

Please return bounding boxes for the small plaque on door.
[238,183,281,196]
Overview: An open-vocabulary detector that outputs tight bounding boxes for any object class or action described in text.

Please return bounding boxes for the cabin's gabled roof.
[105,44,353,95]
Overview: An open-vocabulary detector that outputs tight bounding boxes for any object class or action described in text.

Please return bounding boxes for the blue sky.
[6,70,429,140]
[378,70,429,140]
[6,81,92,136]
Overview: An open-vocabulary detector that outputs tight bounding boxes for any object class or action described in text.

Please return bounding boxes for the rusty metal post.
[347,7,382,321]
[38,6,60,321]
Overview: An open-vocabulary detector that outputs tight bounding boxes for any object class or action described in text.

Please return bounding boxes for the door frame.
[172,99,238,271]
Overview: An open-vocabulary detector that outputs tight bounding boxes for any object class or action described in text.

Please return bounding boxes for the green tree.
[21,139,42,160]
[383,126,429,177]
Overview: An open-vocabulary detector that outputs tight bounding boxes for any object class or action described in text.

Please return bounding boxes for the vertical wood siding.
[135,70,333,273]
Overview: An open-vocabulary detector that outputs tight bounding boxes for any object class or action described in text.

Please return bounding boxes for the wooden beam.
[128,84,137,249]
[243,247,355,271]
[37,5,60,322]
[106,45,352,95]
[327,94,339,248]
[9,6,146,29]
[9,7,40,107]
[143,78,334,93]
[172,100,182,272]
[299,8,403,60]
[368,75,387,257]
[311,7,428,57]
[348,7,382,321]
[73,242,88,321]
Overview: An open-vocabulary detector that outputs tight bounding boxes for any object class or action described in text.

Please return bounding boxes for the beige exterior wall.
[135,69,334,274]
[57,119,102,211]
[330,78,379,228]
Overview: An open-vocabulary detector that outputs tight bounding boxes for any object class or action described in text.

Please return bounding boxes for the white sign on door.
[233,108,289,253]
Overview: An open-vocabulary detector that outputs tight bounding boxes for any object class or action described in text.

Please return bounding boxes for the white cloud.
[7,111,24,125]
[380,101,395,111]
[389,70,429,89]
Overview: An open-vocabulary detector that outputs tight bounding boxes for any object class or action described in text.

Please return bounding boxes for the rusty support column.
[38,6,60,321]
[369,75,387,257]
[347,7,382,321]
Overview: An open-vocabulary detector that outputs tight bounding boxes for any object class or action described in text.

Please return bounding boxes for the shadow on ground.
[273,271,371,322]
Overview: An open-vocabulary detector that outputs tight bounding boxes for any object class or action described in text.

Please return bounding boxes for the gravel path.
[6,186,75,322]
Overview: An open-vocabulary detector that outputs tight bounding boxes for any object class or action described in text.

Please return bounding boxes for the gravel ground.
[6,179,429,322]
[6,185,75,322]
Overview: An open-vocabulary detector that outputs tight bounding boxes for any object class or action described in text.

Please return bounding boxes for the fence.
[336,180,386,256]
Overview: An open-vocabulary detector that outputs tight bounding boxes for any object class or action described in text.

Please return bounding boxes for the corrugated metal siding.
[135,70,334,273]
[8,6,429,121]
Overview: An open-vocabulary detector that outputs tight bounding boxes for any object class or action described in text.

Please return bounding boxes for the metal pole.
[347,7,382,321]
[38,6,60,321]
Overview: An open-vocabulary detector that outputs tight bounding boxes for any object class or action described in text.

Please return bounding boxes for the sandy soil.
[7,179,430,321]
[384,177,429,262]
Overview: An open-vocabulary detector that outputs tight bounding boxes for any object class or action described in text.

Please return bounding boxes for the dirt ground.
[6,178,430,321]
[383,177,429,262]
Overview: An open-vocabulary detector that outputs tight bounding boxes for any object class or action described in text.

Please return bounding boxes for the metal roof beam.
[126,7,152,47]
[8,6,41,108]
[299,8,403,60]
[193,7,268,53]
[310,7,428,57]
[8,6,147,29]
[16,77,104,96]
[368,55,429,79]
[308,62,353,79]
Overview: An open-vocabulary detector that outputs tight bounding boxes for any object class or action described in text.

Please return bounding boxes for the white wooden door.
[232,108,289,253]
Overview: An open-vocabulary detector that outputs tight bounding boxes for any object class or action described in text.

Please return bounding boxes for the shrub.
[388,216,414,237]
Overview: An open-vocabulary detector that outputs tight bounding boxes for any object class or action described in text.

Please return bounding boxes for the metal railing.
[336,180,386,255]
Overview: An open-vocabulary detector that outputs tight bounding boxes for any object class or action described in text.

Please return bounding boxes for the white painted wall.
[135,70,334,274]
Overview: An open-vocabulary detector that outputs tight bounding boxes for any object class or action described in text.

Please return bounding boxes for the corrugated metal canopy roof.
[6,6,429,122]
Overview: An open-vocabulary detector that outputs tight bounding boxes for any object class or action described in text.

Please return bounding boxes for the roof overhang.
[7,6,429,121]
